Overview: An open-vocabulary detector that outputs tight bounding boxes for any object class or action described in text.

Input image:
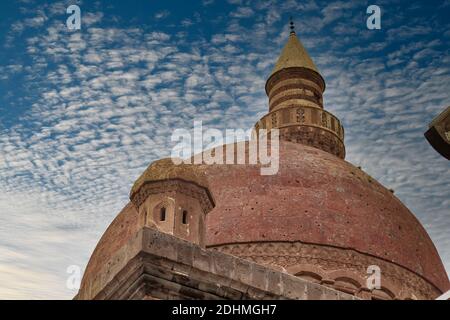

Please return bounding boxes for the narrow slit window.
[160,207,166,221]
[182,210,188,224]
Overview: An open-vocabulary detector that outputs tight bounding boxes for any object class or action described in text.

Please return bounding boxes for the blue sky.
[0,0,449,299]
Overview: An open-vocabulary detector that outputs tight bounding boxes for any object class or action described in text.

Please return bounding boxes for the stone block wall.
[76,228,358,300]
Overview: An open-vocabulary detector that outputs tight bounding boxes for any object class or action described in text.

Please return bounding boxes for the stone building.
[75,29,449,300]
[425,106,450,160]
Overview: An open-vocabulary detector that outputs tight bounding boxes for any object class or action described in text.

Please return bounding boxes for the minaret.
[256,20,345,158]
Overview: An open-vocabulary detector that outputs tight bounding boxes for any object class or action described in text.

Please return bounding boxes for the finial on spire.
[289,16,295,34]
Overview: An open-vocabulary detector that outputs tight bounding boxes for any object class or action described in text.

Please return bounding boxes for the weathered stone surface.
[424,106,450,160]
[76,228,356,300]
[78,140,450,300]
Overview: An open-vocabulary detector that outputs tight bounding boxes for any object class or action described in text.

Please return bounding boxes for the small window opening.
[160,207,166,221]
[182,210,188,224]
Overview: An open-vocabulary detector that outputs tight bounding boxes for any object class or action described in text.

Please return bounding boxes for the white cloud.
[230,7,254,18]
[154,10,170,20]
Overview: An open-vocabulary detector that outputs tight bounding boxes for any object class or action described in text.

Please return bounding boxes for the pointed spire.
[269,21,320,78]
[289,16,295,34]
[259,19,344,158]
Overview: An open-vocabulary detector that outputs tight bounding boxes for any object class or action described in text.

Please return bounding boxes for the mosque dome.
[78,27,449,300]
[201,141,449,299]
[80,140,449,299]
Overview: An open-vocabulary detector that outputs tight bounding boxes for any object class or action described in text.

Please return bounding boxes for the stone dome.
[80,141,449,299]
[78,30,449,300]
[202,142,449,297]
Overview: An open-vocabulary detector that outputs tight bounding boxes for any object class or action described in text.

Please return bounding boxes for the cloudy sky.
[0,0,449,299]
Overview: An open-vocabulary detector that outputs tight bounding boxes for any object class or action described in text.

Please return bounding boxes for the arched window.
[371,288,395,300]
[333,277,360,295]
[182,210,188,225]
[294,271,322,284]
[160,207,166,221]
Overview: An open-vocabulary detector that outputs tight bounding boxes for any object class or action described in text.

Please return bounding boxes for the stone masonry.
[75,228,357,300]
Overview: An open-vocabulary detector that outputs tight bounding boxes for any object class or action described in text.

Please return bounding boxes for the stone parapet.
[211,241,443,300]
[76,228,358,300]
[130,179,214,214]
[255,105,345,158]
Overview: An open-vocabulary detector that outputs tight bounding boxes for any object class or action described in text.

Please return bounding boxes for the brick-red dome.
[79,140,449,298]
[200,141,449,293]
[79,31,449,299]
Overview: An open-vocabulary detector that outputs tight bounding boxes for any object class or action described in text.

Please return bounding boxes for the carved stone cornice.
[255,105,345,158]
[209,241,442,300]
[131,179,215,214]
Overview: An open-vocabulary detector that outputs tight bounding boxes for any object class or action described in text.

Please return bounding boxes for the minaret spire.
[268,25,321,81]
[289,16,295,34]
[255,28,346,159]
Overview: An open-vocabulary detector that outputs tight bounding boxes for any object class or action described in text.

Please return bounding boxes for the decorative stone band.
[267,73,324,111]
[269,77,324,99]
[269,82,323,101]
[76,228,358,300]
[269,90,323,111]
[255,105,345,158]
[209,242,443,300]
[130,179,215,214]
[265,67,326,95]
